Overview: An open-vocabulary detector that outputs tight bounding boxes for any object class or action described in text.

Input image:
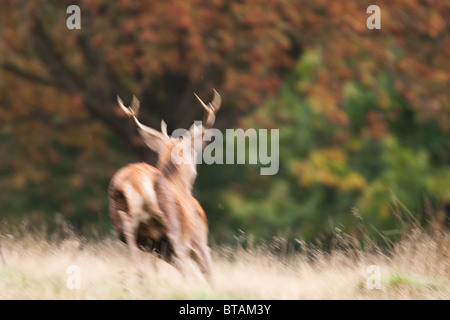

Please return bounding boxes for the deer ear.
[137,127,166,154]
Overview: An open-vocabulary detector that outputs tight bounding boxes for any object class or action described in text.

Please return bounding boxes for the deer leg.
[191,243,215,287]
[164,234,189,279]
[168,242,188,279]
[118,210,144,282]
[118,211,139,260]
[171,255,188,280]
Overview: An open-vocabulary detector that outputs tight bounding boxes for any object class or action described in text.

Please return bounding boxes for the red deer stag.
[108,90,221,284]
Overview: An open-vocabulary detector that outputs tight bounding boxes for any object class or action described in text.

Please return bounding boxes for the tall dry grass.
[0,220,448,299]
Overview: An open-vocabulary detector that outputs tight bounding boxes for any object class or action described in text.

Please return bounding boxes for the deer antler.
[117,95,166,153]
[117,95,140,119]
[194,89,221,128]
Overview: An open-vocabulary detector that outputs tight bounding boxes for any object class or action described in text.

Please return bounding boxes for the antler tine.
[116,95,147,130]
[130,95,140,117]
[194,93,209,111]
[117,95,140,118]
[117,95,143,129]
[117,95,135,118]
[194,89,221,128]
[210,89,221,113]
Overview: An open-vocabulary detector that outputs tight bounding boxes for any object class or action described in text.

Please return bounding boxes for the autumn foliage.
[0,1,449,241]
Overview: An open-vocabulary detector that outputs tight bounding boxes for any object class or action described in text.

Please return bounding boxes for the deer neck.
[157,158,196,195]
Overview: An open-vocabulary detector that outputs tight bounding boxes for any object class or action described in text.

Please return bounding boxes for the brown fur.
[108,92,220,284]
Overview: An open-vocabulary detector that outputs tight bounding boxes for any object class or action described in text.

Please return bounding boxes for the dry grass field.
[0,225,448,300]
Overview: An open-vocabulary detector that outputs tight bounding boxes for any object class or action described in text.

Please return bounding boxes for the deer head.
[117,90,221,193]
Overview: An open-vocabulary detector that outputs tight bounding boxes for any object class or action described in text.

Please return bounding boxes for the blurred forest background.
[0,0,449,244]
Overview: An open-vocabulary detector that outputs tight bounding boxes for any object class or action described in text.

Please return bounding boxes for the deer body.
[109,162,208,263]
[108,91,220,283]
